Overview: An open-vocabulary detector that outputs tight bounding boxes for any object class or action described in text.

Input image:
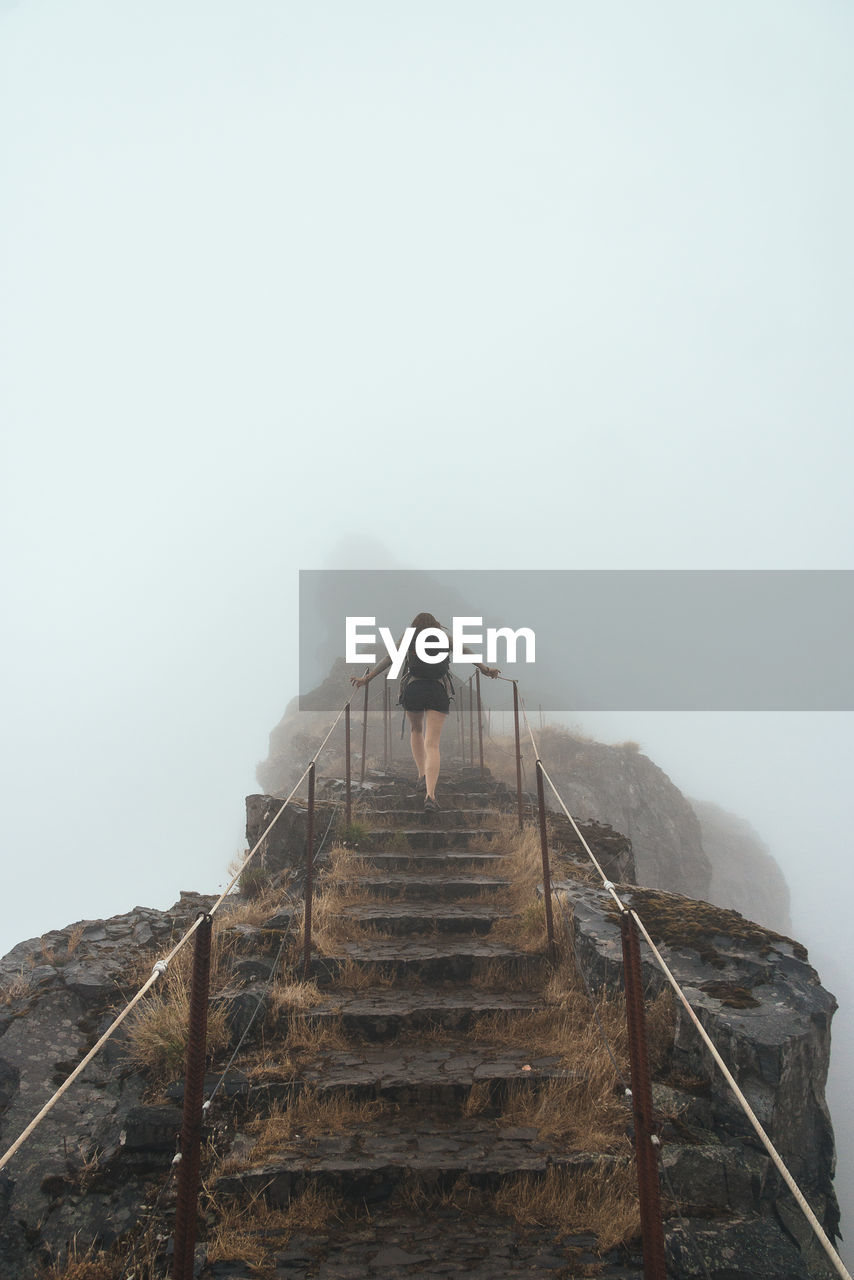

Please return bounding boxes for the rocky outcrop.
[0,895,217,1278]
[691,798,792,933]
[525,728,713,900]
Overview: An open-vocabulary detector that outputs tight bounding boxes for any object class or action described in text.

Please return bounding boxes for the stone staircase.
[205,768,644,1279]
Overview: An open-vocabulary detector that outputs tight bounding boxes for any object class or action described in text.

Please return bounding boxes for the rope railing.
[503,680,851,1280]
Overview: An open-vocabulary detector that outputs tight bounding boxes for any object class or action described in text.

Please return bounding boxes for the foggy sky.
[2,0,853,1260]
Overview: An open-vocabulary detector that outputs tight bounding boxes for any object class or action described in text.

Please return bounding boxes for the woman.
[350,612,500,809]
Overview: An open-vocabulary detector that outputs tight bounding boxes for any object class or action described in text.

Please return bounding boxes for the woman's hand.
[350,674,368,688]
[481,666,500,679]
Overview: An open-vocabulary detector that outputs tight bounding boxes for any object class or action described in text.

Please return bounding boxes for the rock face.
[558,879,839,1278]
[691,797,792,932]
[0,895,216,1278]
[520,727,714,900]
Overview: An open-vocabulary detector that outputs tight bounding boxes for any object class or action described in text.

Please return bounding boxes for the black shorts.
[400,677,450,715]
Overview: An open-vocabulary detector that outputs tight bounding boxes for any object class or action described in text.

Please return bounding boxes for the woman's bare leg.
[424,709,447,800]
[406,710,426,779]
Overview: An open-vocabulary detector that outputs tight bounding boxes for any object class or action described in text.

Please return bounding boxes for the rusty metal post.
[534,761,555,952]
[360,671,369,785]
[468,679,474,767]
[382,681,389,770]
[172,912,213,1280]
[512,681,524,829]
[620,910,667,1280]
[457,683,466,765]
[345,702,352,830]
[302,763,316,980]
[475,669,484,775]
[388,682,394,766]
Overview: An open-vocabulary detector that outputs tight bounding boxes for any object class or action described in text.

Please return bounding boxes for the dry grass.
[220,884,289,929]
[321,844,376,883]
[37,1238,115,1279]
[439,952,673,1151]
[237,1004,353,1085]
[502,1075,630,1153]
[277,1008,350,1055]
[469,956,546,991]
[331,957,397,989]
[466,964,674,1153]
[268,978,326,1016]
[489,898,553,953]
[463,1081,492,1118]
[221,1089,389,1171]
[64,924,85,959]
[476,997,630,1151]
[205,1184,340,1273]
[0,967,32,1004]
[494,1160,640,1252]
[300,875,397,955]
[124,966,231,1085]
[310,914,397,957]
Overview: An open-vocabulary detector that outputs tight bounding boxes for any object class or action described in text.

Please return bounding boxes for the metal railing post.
[388,683,394,766]
[383,682,389,771]
[345,702,352,830]
[360,672,369,785]
[172,912,213,1280]
[534,761,555,952]
[457,683,466,765]
[302,762,316,980]
[475,668,484,775]
[620,909,667,1280]
[468,678,474,767]
[512,681,524,829]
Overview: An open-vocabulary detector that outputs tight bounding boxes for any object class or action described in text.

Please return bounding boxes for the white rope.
[0,692,356,1175]
[508,684,850,1280]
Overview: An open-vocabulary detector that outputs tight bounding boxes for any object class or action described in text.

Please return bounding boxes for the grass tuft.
[125,966,230,1085]
[494,1160,640,1252]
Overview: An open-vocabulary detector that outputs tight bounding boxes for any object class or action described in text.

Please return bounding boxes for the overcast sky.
[2,0,853,1259]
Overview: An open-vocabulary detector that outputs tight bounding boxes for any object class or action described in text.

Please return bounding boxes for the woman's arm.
[459,644,500,679]
[350,652,392,688]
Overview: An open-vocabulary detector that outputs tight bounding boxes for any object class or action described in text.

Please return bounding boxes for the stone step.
[362,827,500,850]
[357,791,506,811]
[217,982,547,1043]
[362,807,496,827]
[348,873,510,901]
[216,1118,621,1206]
[230,1210,643,1279]
[245,1044,575,1111]
[287,986,547,1039]
[338,902,513,936]
[357,850,506,873]
[312,938,548,985]
[356,771,501,792]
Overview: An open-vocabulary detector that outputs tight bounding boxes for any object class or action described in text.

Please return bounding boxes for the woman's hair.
[410,612,444,633]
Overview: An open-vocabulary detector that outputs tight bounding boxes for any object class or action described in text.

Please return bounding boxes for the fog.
[2,0,852,1262]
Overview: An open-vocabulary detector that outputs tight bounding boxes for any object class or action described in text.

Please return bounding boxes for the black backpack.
[406,644,451,681]
[397,634,455,717]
